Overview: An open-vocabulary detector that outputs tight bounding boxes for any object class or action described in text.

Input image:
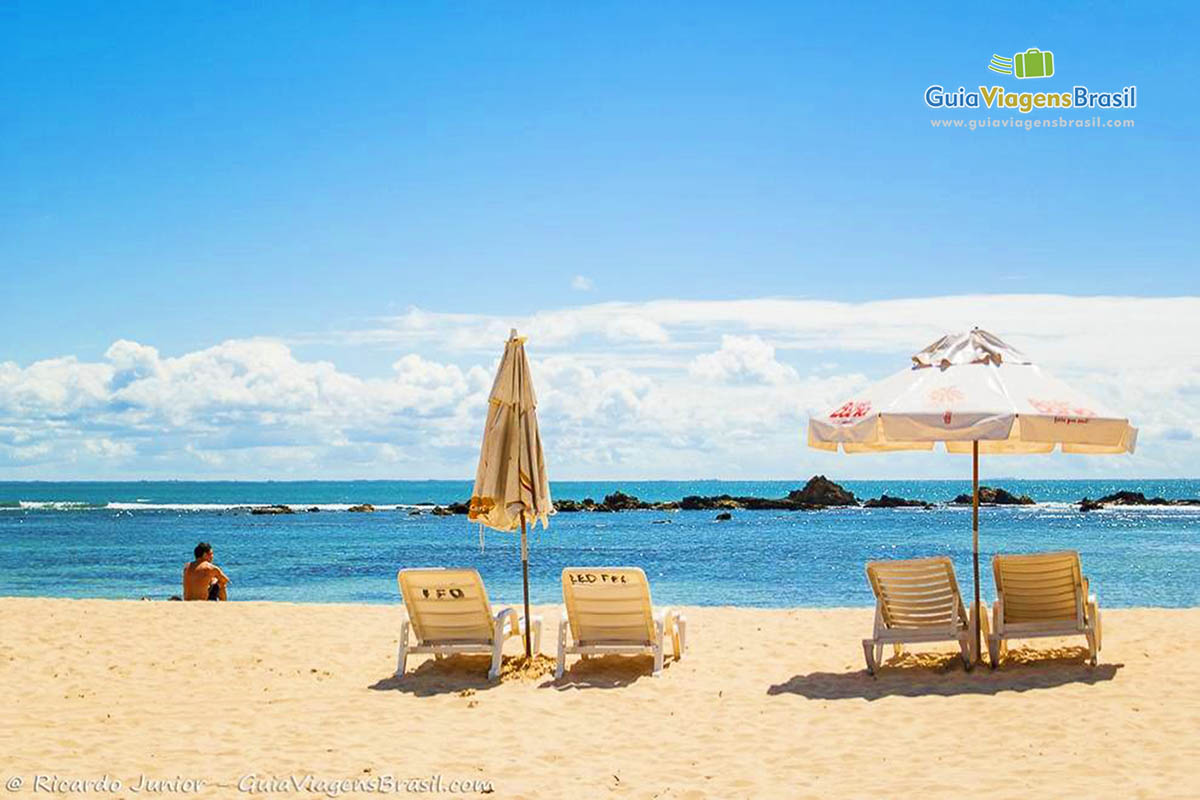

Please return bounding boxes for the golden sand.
[1,599,1197,799]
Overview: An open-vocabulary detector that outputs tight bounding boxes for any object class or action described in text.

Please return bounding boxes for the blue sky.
[1,2,1197,479]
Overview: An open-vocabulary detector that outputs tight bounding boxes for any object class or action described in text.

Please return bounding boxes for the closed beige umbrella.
[469,329,554,657]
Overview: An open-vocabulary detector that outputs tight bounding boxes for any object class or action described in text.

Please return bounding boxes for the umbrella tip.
[509,328,518,339]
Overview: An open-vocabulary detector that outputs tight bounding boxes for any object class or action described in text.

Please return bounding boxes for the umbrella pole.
[520,510,532,659]
[972,440,981,666]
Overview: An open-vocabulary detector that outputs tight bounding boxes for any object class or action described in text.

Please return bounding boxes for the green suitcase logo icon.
[1013,47,1054,79]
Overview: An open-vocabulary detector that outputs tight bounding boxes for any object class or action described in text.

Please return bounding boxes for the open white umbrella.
[808,328,1136,662]
[468,330,554,658]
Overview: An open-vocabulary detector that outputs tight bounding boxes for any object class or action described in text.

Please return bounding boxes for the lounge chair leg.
[1085,632,1098,666]
[530,616,543,655]
[957,633,972,670]
[674,616,687,659]
[987,634,1001,669]
[874,643,884,668]
[555,618,567,678]
[488,639,503,681]
[652,618,665,675]
[395,619,410,677]
[862,639,877,675]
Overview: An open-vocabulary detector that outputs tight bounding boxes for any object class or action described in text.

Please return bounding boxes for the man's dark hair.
[194,542,213,559]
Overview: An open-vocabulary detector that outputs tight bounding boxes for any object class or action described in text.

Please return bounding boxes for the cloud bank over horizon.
[1,294,1197,481]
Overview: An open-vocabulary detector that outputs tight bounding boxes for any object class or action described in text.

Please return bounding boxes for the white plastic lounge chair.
[863,556,987,674]
[396,568,541,680]
[988,551,1101,667]
[556,567,686,678]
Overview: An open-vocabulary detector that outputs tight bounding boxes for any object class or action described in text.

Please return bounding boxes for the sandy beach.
[1,599,1197,799]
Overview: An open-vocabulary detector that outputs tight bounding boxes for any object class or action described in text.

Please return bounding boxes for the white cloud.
[327,295,1200,370]
[2,294,1198,479]
[690,335,798,385]
[570,275,594,291]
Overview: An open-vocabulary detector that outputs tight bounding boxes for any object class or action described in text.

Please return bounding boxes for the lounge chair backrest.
[993,551,1084,626]
[561,567,655,646]
[397,568,494,643]
[865,557,967,630]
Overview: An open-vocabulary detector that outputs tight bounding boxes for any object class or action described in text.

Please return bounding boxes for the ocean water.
[1,480,1198,608]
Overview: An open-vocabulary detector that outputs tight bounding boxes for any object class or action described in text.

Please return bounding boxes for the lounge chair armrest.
[493,606,519,639]
[654,607,675,628]
[655,607,685,658]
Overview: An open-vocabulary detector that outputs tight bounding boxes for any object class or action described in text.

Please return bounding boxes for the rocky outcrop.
[554,476,862,513]
[602,491,652,511]
[786,475,859,507]
[679,495,748,510]
[419,476,880,517]
[306,506,321,513]
[347,504,375,513]
[951,487,1035,506]
[1098,490,1154,505]
[556,493,657,512]
[1079,491,1200,511]
[251,505,294,515]
[715,511,732,521]
[863,494,933,509]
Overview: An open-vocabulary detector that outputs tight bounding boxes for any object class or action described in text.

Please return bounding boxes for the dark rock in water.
[864,494,934,509]
[652,501,681,511]
[680,495,716,510]
[1096,490,1170,506]
[430,506,454,516]
[602,491,651,511]
[715,511,732,521]
[347,504,375,513]
[739,496,799,510]
[408,509,422,516]
[951,486,1034,506]
[651,519,672,524]
[251,504,294,515]
[786,476,859,507]
[445,501,470,515]
[1081,491,1200,510]
[553,499,584,512]
[306,506,321,513]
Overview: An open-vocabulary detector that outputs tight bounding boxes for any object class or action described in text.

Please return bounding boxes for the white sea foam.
[17,501,103,510]
[102,502,427,512]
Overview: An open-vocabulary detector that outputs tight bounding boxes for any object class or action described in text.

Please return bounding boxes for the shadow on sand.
[539,654,664,690]
[369,654,555,697]
[768,646,1122,701]
[370,652,667,694]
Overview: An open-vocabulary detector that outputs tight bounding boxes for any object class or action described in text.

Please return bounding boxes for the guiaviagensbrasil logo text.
[926,48,1135,114]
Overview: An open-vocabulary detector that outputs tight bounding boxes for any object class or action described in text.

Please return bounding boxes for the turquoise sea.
[1,480,1198,607]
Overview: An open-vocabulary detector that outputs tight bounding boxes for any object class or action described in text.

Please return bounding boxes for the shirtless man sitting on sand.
[183,542,231,601]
